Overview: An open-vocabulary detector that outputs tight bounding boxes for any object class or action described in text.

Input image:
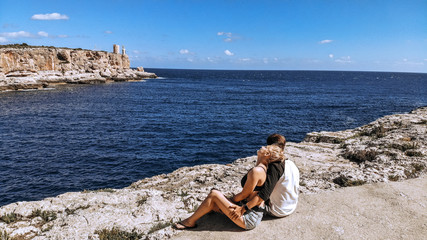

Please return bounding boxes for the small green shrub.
[30,209,57,223]
[405,163,426,178]
[41,211,57,222]
[343,149,379,163]
[405,150,423,157]
[384,151,398,159]
[412,163,426,172]
[388,175,400,181]
[333,176,366,187]
[65,205,90,215]
[360,125,387,138]
[389,142,418,152]
[30,209,42,218]
[0,213,21,224]
[137,196,148,206]
[177,190,189,197]
[0,230,10,240]
[95,227,143,240]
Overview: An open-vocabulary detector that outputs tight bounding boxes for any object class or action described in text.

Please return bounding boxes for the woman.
[174,144,284,230]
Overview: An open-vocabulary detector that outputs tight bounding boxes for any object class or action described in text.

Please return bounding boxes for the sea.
[0,69,426,206]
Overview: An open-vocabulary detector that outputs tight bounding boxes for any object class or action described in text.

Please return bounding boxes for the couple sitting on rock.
[174,133,300,230]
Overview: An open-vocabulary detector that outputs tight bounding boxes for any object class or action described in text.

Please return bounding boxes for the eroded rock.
[0,107,425,239]
[0,45,157,91]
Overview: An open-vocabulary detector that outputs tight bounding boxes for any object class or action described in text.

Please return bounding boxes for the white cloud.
[224,50,234,56]
[0,36,7,43]
[207,57,215,63]
[31,13,69,20]
[217,32,232,37]
[319,39,333,44]
[0,31,33,38]
[38,31,49,37]
[239,58,251,62]
[187,58,194,62]
[329,54,334,58]
[397,59,424,66]
[263,58,269,64]
[335,56,352,63]
[0,30,69,39]
[179,49,190,54]
[104,30,113,34]
[218,32,239,42]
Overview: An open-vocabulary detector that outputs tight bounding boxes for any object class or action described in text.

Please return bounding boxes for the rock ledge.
[0,107,426,239]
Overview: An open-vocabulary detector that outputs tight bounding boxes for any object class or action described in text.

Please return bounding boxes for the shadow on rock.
[185,212,244,232]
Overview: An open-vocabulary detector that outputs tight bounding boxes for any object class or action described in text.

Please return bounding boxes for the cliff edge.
[0,44,157,91]
[0,107,426,239]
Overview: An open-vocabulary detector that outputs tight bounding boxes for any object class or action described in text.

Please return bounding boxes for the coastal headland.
[0,44,156,91]
[0,107,426,239]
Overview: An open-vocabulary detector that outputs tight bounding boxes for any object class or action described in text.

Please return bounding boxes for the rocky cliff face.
[0,108,426,239]
[0,45,156,91]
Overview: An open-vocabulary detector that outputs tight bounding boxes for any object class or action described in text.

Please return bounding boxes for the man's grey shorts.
[243,206,264,230]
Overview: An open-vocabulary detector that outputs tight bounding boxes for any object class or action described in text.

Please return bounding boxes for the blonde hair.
[266,145,284,163]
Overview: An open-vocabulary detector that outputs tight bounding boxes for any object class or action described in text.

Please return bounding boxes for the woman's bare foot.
[173,219,197,230]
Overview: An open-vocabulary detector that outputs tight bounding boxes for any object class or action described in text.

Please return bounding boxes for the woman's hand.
[229,205,245,220]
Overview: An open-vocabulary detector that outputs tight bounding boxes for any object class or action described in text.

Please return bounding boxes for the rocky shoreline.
[0,107,426,239]
[0,44,157,92]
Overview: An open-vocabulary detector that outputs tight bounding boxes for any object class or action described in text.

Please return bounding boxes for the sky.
[0,0,426,72]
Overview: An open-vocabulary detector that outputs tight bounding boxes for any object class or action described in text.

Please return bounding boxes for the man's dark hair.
[267,133,286,150]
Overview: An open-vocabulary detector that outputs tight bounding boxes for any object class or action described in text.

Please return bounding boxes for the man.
[264,133,299,217]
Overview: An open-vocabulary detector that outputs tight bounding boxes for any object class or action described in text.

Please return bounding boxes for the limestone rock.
[0,45,157,91]
[0,108,425,239]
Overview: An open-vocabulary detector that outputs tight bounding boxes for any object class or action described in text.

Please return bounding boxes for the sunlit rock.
[0,108,425,239]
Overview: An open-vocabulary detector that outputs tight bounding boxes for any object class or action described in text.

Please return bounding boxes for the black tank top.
[240,165,267,191]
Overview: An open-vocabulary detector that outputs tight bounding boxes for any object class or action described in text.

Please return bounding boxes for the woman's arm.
[232,167,265,202]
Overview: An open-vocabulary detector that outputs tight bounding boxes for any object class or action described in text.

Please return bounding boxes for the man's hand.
[229,205,245,220]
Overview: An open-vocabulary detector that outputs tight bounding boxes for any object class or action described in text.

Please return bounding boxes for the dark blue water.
[0,70,426,206]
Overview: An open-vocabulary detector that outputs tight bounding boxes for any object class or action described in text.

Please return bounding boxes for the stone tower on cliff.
[113,44,120,54]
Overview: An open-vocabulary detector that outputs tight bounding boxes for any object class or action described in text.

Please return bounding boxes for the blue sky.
[0,0,426,72]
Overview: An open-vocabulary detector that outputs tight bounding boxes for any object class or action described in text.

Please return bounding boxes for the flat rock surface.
[173,176,427,240]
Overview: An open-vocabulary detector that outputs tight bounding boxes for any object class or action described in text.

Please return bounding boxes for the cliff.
[0,44,157,91]
[0,107,426,239]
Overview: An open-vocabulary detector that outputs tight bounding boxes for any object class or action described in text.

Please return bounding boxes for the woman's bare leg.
[180,190,245,229]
